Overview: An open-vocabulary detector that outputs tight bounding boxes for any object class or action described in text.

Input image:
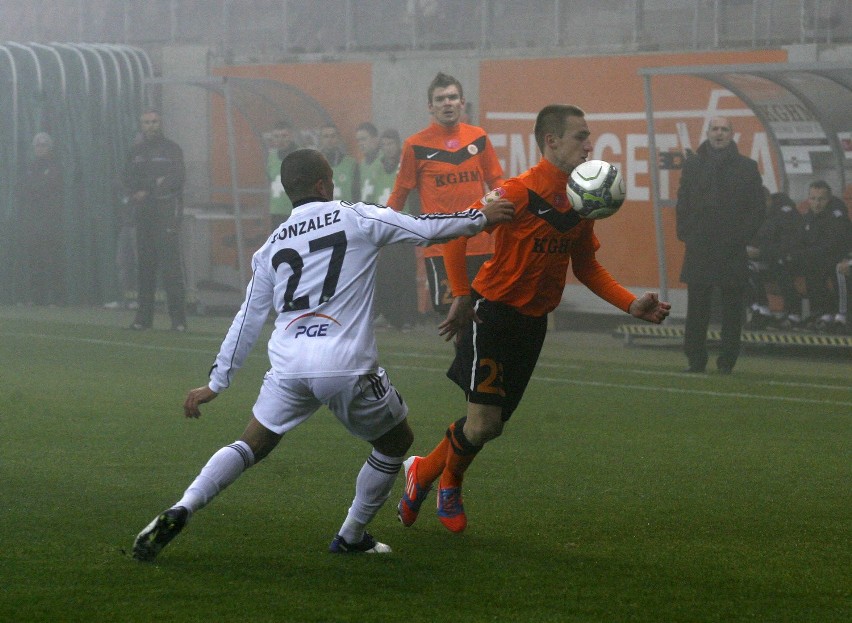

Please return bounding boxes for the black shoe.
[328,532,391,554]
[717,365,733,375]
[132,506,189,561]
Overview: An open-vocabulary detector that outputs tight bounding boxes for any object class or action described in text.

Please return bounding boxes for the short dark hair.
[280,149,331,198]
[428,72,463,103]
[809,179,832,194]
[356,122,378,137]
[533,104,585,152]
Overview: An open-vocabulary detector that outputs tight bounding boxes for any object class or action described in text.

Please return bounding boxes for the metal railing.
[1,0,849,62]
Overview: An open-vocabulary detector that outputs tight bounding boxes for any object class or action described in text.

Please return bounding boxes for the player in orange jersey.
[387,72,504,313]
[397,104,672,533]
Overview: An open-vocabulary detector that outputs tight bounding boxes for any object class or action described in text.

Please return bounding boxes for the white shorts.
[252,367,408,442]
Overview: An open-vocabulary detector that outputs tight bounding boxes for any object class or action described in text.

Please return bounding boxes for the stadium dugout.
[633,61,852,352]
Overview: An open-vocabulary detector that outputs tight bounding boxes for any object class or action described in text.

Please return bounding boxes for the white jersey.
[208,199,488,392]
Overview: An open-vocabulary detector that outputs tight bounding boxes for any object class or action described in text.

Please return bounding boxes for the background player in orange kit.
[387,72,503,313]
[397,104,672,533]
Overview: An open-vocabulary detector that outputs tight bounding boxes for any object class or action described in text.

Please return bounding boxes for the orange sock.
[415,423,454,486]
[439,418,482,489]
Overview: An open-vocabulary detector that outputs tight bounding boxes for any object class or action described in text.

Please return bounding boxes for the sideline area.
[615,322,852,351]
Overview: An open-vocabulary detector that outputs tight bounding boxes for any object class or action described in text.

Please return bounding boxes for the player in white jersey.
[132,149,513,559]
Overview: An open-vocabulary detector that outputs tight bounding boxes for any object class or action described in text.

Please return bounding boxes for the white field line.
[5,333,851,407]
[390,365,851,408]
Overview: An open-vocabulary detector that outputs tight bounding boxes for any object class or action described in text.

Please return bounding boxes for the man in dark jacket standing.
[124,109,187,331]
[676,116,764,374]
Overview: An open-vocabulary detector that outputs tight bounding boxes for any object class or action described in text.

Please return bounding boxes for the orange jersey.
[466,158,636,317]
[388,122,503,259]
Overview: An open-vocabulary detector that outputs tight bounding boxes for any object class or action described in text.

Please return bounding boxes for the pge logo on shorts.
[284,312,342,338]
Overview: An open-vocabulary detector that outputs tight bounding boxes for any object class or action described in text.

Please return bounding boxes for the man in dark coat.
[123,109,187,331]
[676,117,764,374]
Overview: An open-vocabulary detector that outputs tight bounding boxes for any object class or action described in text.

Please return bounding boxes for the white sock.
[174,441,255,514]
[338,450,403,543]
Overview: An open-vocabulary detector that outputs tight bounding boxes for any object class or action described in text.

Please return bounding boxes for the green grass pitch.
[1,305,849,622]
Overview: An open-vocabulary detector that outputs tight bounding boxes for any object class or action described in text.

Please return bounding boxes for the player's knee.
[372,419,413,457]
[248,438,277,463]
[394,422,414,454]
[464,416,504,446]
[240,421,282,463]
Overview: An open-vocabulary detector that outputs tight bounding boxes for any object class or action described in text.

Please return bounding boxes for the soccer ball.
[566,160,626,219]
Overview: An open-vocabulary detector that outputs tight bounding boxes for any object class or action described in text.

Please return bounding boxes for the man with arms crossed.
[397,105,671,533]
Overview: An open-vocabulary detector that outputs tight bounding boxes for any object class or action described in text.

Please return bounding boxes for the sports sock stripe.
[367,454,402,475]
[227,441,254,469]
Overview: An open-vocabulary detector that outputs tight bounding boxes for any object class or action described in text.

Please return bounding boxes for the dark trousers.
[746,260,782,309]
[775,262,836,317]
[134,210,186,327]
[684,281,745,371]
[22,233,65,305]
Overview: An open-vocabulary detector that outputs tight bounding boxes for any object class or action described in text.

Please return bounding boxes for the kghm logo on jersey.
[284,312,342,338]
[533,237,572,254]
[434,170,481,187]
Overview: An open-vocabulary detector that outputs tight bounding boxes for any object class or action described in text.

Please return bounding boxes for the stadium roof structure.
[638,61,852,300]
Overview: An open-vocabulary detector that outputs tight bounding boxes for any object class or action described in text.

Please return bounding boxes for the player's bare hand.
[438,295,477,342]
[480,199,514,226]
[184,385,218,419]
[629,292,671,325]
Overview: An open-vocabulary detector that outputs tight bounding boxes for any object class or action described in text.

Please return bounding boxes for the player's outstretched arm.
[628,292,671,324]
[479,199,514,226]
[184,385,219,419]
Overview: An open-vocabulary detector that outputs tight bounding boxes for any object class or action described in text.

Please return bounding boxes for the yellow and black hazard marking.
[615,324,852,349]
